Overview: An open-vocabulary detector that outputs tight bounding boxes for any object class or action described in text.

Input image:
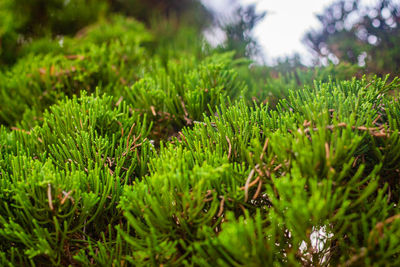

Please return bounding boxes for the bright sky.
[203,0,386,64]
[241,0,335,64]
[203,0,336,64]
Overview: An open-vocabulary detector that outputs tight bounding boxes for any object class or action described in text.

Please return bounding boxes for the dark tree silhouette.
[304,0,400,75]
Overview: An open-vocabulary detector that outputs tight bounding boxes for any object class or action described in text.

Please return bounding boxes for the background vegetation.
[0,0,399,266]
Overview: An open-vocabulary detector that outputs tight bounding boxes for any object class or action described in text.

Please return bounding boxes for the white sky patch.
[299,226,334,264]
[203,0,334,64]
[203,0,384,65]
[237,0,334,65]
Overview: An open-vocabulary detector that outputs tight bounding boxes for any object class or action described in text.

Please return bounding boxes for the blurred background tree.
[217,4,266,59]
[0,0,108,65]
[0,0,266,66]
[304,0,400,75]
[108,0,212,29]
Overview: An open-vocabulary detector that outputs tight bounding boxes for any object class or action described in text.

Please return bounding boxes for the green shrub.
[0,0,108,65]
[116,77,400,265]
[124,53,246,142]
[2,71,400,266]
[1,9,400,266]
[240,62,363,106]
[0,92,153,265]
[18,15,153,59]
[0,17,151,127]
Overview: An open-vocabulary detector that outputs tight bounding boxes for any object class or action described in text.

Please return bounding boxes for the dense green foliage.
[1,1,400,266]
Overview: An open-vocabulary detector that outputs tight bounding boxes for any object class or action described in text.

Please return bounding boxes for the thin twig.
[10,127,31,135]
[116,120,124,137]
[372,114,381,125]
[179,131,187,143]
[273,164,282,172]
[126,123,136,151]
[179,96,192,125]
[260,137,269,161]
[217,196,225,217]
[204,189,214,198]
[226,136,232,160]
[325,142,330,161]
[240,176,260,190]
[115,96,123,107]
[301,122,397,138]
[61,190,74,205]
[47,184,54,211]
[203,197,214,202]
[244,167,257,202]
[150,106,156,116]
[239,204,246,214]
[252,179,263,200]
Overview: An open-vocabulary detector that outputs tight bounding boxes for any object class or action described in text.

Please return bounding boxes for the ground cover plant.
[1,1,400,266]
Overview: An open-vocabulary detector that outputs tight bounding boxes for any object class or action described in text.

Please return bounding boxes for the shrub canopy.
[1,1,400,266]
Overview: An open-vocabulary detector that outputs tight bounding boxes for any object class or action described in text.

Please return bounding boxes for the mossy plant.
[1,9,400,267]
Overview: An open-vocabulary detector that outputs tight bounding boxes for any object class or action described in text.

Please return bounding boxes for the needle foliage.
[1,4,400,267]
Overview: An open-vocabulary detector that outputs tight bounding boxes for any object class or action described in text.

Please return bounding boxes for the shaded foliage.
[1,1,400,266]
